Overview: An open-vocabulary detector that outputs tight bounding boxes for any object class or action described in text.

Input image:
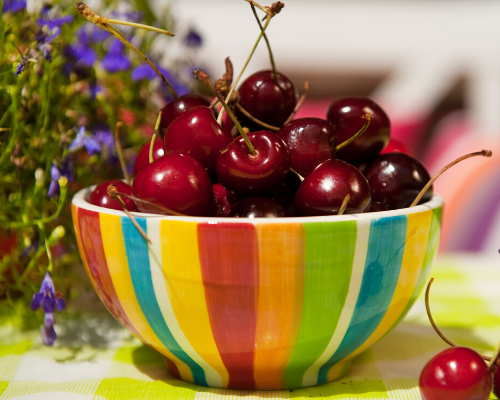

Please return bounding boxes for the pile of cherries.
[89,68,434,218]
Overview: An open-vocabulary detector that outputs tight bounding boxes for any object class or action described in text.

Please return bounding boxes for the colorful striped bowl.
[72,188,443,390]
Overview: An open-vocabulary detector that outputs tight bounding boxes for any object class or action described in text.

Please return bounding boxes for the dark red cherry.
[159,93,211,137]
[132,154,213,216]
[327,97,390,164]
[277,117,336,176]
[90,180,138,211]
[216,130,290,196]
[419,347,492,400]
[364,153,433,210]
[294,159,371,216]
[380,138,414,156]
[237,70,297,129]
[493,363,500,398]
[133,138,164,176]
[163,106,233,175]
[212,183,238,217]
[368,201,388,212]
[228,197,291,218]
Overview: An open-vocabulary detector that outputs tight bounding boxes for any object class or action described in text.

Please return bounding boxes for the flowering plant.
[0,0,202,342]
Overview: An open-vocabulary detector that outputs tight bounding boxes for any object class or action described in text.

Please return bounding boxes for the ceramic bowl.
[72,188,443,390]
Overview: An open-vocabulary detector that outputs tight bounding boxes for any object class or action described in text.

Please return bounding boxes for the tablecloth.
[1,253,499,400]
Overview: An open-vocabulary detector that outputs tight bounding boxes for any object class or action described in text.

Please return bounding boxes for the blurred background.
[166,0,500,253]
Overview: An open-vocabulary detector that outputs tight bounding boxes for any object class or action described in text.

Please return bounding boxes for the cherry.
[380,138,414,156]
[493,364,500,398]
[369,202,388,212]
[133,137,164,176]
[294,159,371,216]
[419,347,492,400]
[216,130,290,196]
[228,197,291,218]
[326,97,390,164]
[163,106,233,175]
[212,183,238,217]
[237,69,297,129]
[277,117,336,177]
[90,180,138,211]
[132,154,213,216]
[159,93,211,137]
[363,153,432,210]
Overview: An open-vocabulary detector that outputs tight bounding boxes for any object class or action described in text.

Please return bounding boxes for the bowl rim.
[72,186,444,224]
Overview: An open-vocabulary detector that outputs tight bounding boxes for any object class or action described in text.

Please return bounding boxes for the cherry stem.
[99,18,175,37]
[235,103,279,131]
[410,149,492,207]
[488,341,500,373]
[425,278,493,362]
[223,5,274,113]
[335,113,372,152]
[114,122,131,185]
[107,185,152,245]
[289,168,304,182]
[283,81,309,126]
[75,2,178,100]
[108,185,186,217]
[149,111,162,163]
[338,194,350,215]
[251,3,277,82]
[194,69,256,155]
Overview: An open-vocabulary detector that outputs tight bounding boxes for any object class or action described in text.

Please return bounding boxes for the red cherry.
[212,183,238,217]
[237,70,297,129]
[159,93,211,137]
[327,97,390,164]
[132,154,213,216]
[277,117,336,176]
[294,159,371,216]
[216,130,290,196]
[228,197,291,218]
[90,180,138,211]
[419,347,492,400]
[493,364,500,398]
[380,138,414,156]
[133,138,164,176]
[363,153,433,210]
[163,106,233,175]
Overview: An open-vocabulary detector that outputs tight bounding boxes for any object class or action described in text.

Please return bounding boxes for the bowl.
[72,187,443,390]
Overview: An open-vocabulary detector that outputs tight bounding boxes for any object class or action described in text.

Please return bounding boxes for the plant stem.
[410,150,492,207]
[251,3,277,82]
[335,114,372,152]
[235,103,279,131]
[224,14,272,111]
[76,2,178,100]
[115,122,131,184]
[283,81,309,125]
[194,69,256,155]
[101,18,174,36]
[0,180,68,229]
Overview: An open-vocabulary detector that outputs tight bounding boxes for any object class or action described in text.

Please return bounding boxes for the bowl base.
[162,356,353,390]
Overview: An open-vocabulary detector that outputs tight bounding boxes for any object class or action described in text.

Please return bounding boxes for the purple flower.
[37,15,74,31]
[89,82,102,99]
[68,126,101,155]
[42,313,57,346]
[184,28,202,48]
[31,272,65,346]
[131,63,172,81]
[31,272,65,313]
[2,0,26,13]
[15,55,28,77]
[90,25,110,42]
[94,128,114,155]
[65,28,97,68]
[102,39,131,73]
[48,158,74,198]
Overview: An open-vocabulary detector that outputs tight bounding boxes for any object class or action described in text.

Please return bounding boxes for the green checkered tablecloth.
[1,253,499,400]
